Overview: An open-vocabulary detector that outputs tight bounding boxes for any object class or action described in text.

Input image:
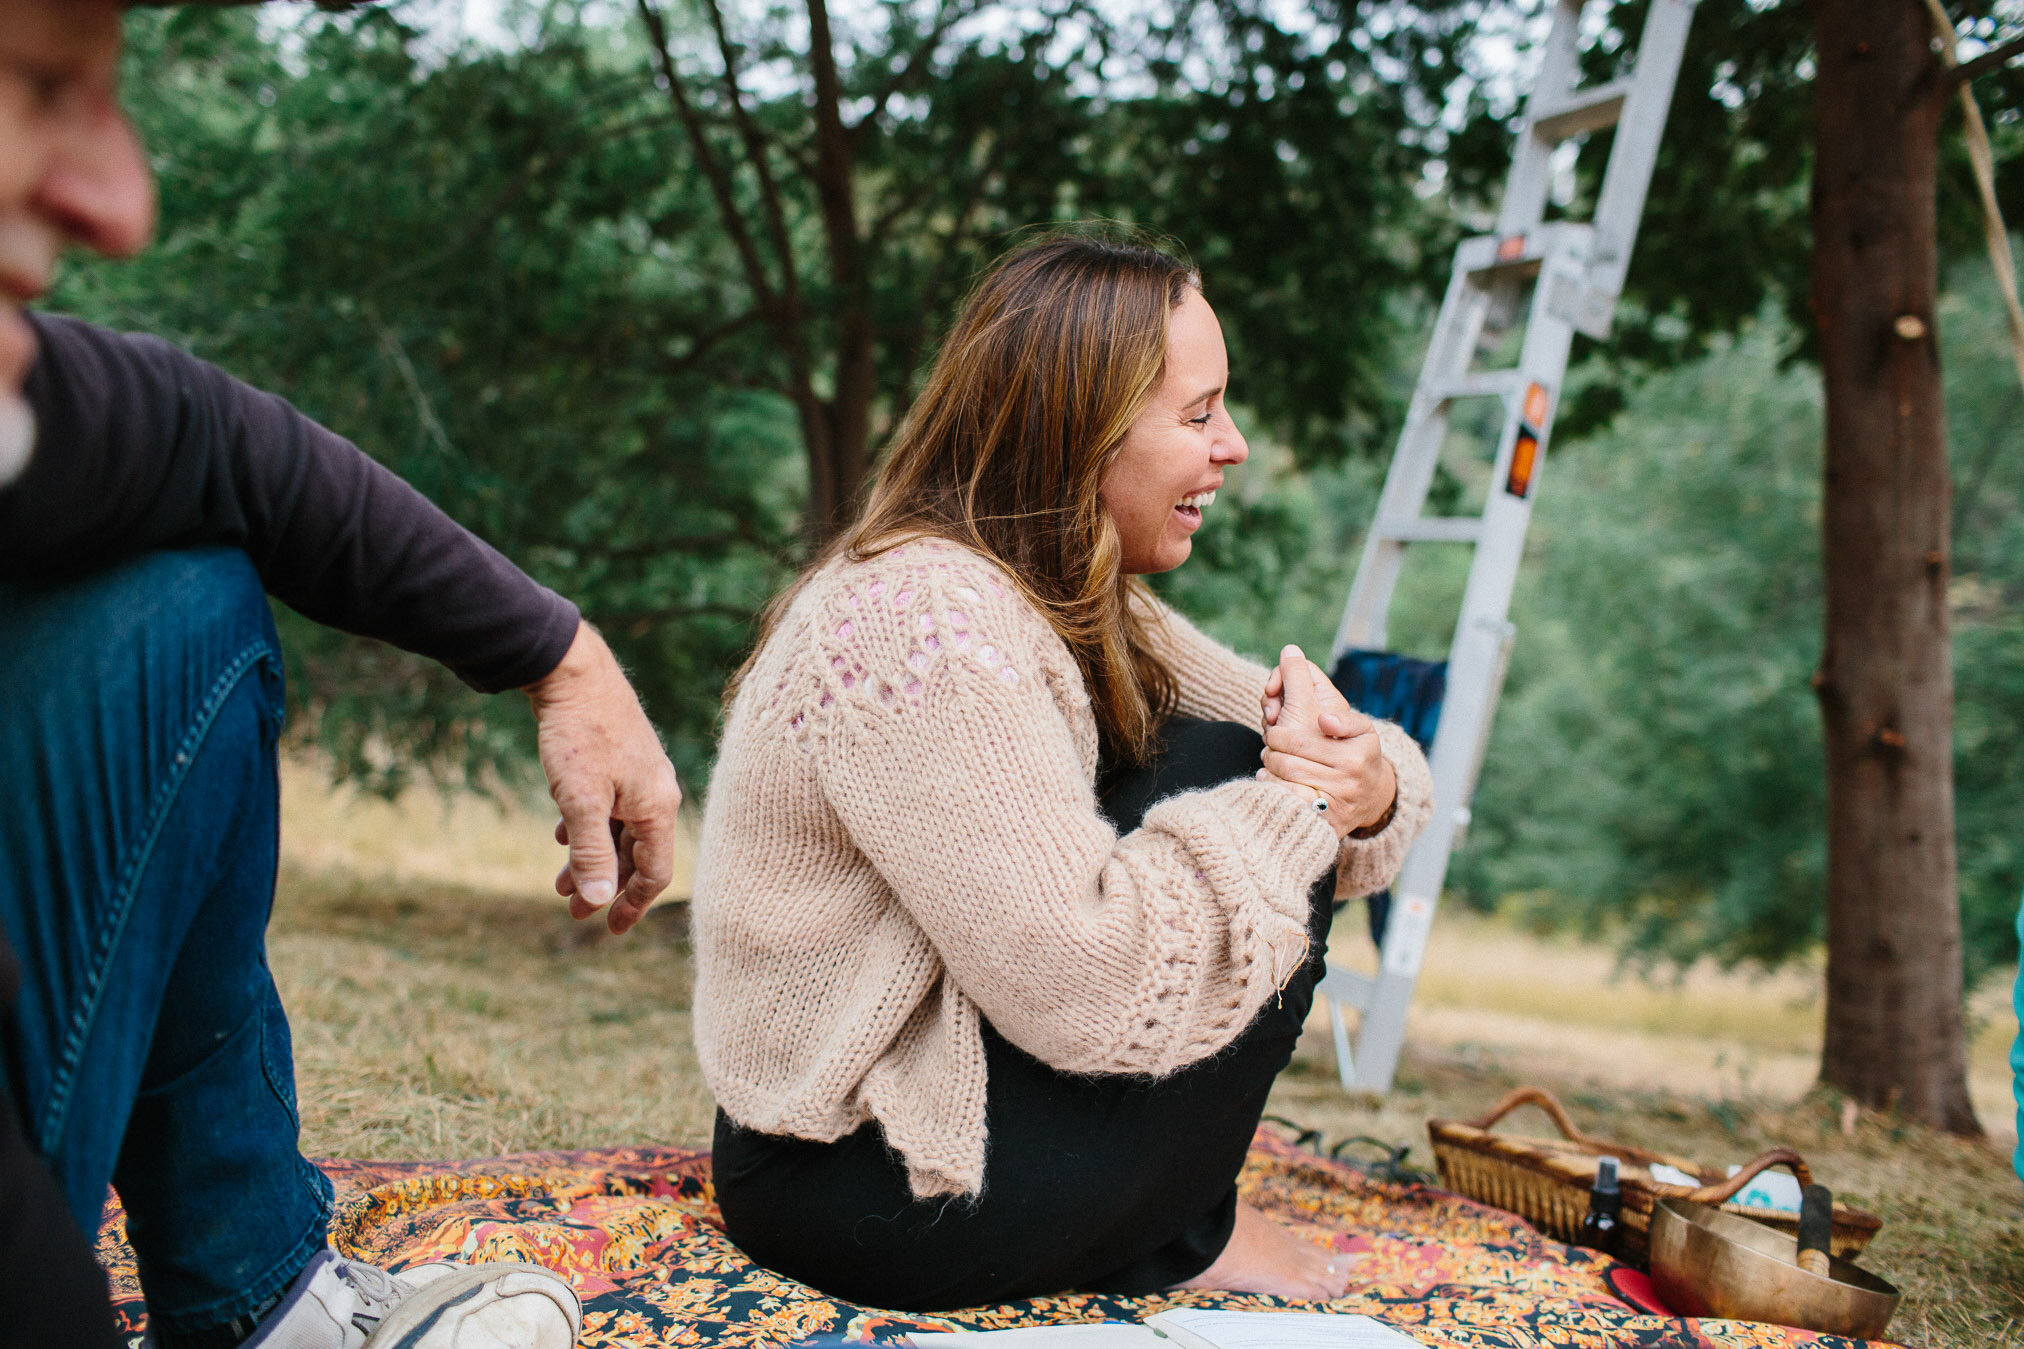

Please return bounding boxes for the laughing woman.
[691,231,1432,1311]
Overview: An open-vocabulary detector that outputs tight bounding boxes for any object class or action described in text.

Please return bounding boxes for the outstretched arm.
[9,315,684,927]
[5,313,579,690]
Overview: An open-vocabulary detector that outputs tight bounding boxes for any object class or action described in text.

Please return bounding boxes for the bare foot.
[1173,1202,1354,1301]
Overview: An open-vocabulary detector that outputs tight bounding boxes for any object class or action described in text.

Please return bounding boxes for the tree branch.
[1947,32,2024,88]
[799,0,877,540]
[634,0,780,316]
[802,0,862,279]
[885,120,1015,394]
[371,110,683,293]
[850,0,983,140]
[657,308,764,376]
[374,320,460,462]
[865,174,946,254]
[700,0,805,326]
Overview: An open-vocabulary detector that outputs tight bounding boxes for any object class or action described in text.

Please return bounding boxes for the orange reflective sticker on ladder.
[1505,428,1540,498]
[1523,381,1551,427]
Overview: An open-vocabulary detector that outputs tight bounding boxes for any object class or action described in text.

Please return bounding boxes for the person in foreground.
[692,231,1435,1310]
[0,2,682,1345]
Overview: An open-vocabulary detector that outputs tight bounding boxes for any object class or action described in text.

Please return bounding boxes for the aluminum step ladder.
[1317,0,1699,1093]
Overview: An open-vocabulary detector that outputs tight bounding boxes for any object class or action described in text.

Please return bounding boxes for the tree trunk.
[1810,0,1980,1133]
[790,382,840,550]
[798,371,876,551]
[820,326,877,543]
[799,0,876,550]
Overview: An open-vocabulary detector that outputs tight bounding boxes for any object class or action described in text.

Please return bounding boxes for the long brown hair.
[739,227,1200,765]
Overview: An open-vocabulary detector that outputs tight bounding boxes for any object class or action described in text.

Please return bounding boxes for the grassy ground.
[273,761,2023,1349]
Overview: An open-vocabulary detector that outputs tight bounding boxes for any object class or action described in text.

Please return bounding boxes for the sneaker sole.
[368,1262,582,1349]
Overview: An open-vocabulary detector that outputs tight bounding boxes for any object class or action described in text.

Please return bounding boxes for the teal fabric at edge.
[2012,888,2023,1186]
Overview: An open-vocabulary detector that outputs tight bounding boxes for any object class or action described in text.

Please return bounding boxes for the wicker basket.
[1428,1086,1881,1269]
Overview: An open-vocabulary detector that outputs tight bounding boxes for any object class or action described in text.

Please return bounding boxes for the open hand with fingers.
[525,622,684,934]
[1256,644,1397,840]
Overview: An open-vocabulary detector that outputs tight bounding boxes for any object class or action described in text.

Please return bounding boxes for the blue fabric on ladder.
[1328,649,1447,750]
[1326,650,1448,948]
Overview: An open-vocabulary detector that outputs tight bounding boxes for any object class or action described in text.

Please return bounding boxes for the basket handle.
[1464,1086,1609,1148]
[1682,1147,1816,1205]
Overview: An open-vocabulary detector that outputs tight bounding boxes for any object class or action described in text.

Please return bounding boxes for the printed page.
[1143,1309,1429,1349]
[907,1326,1166,1347]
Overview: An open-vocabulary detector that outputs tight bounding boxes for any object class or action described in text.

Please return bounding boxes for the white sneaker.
[239,1248,581,1348]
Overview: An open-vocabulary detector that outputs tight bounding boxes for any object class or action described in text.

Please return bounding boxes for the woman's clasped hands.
[1257,645,1397,841]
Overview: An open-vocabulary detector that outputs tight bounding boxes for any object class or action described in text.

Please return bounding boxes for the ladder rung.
[1319,962,1375,1010]
[1426,370,1523,404]
[1456,222,1594,278]
[1529,78,1634,142]
[1377,516,1483,544]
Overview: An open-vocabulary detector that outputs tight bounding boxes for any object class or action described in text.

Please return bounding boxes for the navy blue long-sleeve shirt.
[2,313,579,691]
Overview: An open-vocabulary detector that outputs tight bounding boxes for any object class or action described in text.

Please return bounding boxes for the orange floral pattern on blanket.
[95,1129,1897,1349]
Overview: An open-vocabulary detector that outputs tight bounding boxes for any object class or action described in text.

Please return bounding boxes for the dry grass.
[1273,999,2024,1348]
[1391,923,2018,1129]
[272,874,715,1159]
[272,758,2023,1348]
[273,759,716,1157]
[277,757,698,903]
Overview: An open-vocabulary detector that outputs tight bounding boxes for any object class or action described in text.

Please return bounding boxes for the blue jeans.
[0,550,331,1337]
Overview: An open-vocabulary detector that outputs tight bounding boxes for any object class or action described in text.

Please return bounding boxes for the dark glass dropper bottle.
[1579,1156,1623,1258]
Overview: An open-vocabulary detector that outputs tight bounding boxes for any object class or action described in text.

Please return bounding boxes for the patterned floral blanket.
[96,1129,1893,1349]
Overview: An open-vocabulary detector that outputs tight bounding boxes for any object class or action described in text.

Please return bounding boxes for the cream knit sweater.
[691,539,1432,1199]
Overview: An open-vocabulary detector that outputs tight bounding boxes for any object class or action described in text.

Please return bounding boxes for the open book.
[907,1310,1428,1349]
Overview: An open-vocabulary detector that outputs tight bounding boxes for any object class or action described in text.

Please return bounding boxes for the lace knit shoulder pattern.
[796,540,1086,761]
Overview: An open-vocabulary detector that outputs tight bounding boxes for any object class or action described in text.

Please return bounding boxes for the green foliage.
[58,0,1480,790]
[1100,1,1480,464]
[1449,262,2023,986]
[1163,256,2023,985]
[1445,0,2024,436]
[1451,316,1833,969]
[1941,255,2024,982]
[46,1,2024,983]
[609,0,1485,502]
[63,5,808,792]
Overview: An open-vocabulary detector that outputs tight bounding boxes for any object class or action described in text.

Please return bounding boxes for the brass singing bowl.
[1649,1200,1900,1339]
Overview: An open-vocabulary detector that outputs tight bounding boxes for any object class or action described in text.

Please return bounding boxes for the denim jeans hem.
[141,1172,332,1336]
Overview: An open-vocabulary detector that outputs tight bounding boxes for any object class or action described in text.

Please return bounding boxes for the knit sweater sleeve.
[806,553,1340,1078]
[1140,592,1435,899]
